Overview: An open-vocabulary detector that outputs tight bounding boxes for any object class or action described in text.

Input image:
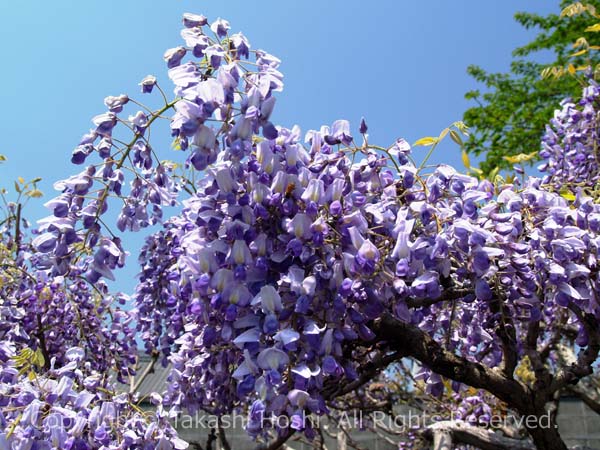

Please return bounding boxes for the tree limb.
[550,303,600,393]
[254,429,295,450]
[566,383,600,415]
[424,420,533,450]
[372,312,529,411]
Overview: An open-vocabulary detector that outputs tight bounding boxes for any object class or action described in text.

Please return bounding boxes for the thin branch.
[566,383,600,415]
[254,429,295,450]
[217,419,232,450]
[321,351,402,400]
[550,303,600,393]
[36,313,51,370]
[14,202,21,253]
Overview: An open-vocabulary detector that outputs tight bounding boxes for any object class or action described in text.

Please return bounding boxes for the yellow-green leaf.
[586,23,600,32]
[12,348,33,368]
[413,137,438,147]
[561,192,576,201]
[161,160,179,170]
[560,189,576,201]
[449,130,463,146]
[561,2,587,18]
[18,177,25,184]
[26,189,43,198]
[0,154,6,162]
[6,413,22,439]
[541,67,553,79]
[33,348,45,368]
[503,151,538,164]
[489,166,500,182]
[573,37,589,49]
[453,121,470,136]
[437,127,449,141]
[461,150,471,169]
[571,49,589,57]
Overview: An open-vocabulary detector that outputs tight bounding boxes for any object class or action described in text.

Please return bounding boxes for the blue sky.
[0,1,557,292]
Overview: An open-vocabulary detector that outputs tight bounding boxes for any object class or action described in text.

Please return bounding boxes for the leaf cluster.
[463,1,600,174]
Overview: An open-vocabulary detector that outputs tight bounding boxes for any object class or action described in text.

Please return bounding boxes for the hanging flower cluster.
[135,118,600,436]
[540,79,600,190]
[0,343,186,449]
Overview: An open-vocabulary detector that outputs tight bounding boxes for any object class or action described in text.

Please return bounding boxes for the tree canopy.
[463,0,600,174]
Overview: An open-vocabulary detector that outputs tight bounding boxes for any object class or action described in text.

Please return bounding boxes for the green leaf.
[464,1,600,173]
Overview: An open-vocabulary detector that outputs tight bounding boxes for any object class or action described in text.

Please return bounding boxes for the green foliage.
[463,1,600,174]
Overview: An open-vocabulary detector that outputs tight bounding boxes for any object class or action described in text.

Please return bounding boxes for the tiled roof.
[116,353,171,400]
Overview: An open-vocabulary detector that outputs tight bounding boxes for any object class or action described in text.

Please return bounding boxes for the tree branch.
[217,419,232,450]
[372,313,529,411]
[36,313,51,371]
[405,288,471,309]
[424,421,533,450]
[525,320,552,396]
[490,295,518,378]
[321,351,402,400]
[254,429,295,450]
[550,303,600,393]
[566,383,600,415]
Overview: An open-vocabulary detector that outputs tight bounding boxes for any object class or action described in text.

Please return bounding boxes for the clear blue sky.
[0,1,557,292]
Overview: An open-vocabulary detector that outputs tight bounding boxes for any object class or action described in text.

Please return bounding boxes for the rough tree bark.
[372,313,577,450]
